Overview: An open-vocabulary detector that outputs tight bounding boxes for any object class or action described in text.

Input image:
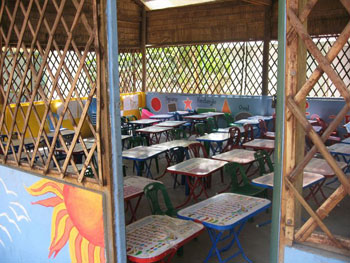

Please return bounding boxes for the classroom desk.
[217,126,245,133]
[47,129,75,140]
[304,158,347,202]
[252,172,324,205]
[124,176,161,223]
[183,114,208,121]
[56,142,95,163]
[151,139,196,151]
[178,193,271,263]
[155,120,188,128]
[150,114,174,121]
[234,119,260,125]
[126,215,204,263]
[247,115,273,121]
[129,119,160,127]
[122,146,167,178]
[199,112,225,118]
[196,132,230,155]
[167,158,227,208]
[327,143,350,168]
[242,138,275,152]
[135,126,173,145]
[212,149,256,164]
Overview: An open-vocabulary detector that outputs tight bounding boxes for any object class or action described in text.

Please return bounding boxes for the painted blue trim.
[106,0,126,261]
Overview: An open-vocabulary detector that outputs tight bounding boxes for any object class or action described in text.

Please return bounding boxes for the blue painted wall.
[146,93,347,135]
[285,245,349,263]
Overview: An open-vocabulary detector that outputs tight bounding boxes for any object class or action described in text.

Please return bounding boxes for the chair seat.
[264,131,275,139]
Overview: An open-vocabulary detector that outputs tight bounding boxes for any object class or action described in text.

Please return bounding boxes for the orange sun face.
[26,179,105,263]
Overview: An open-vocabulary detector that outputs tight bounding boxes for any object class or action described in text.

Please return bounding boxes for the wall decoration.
[26,179,105,263]
[124,94,139,111]
[183,98,193,110]
[0,178,30,249]
[221,99,231,113]
[151,97,162,112]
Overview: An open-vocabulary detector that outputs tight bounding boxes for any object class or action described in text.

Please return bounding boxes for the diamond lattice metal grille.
[0,0,102,185]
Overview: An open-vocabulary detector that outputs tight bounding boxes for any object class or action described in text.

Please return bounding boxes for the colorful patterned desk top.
[155,121,188,128]
[149,114,173,120]
[129,119,160,125]
[247,115,273,121]
[212,149,256,164]
[252,172,324,189]
[196,132,230,142]
[234,119,260,125]
[126,215,203,262]
[178,193,270,230]
[183,114,208,120]
[304,158,347,177]
[217,126,246,133]
[167,158,227,177]
[199,112,225,117]
[243,139,275,150]
[124,176,161,200]
[135,126,173,134]
[328,143,350,155]
[122,146,166,161]
[151,140,196,150]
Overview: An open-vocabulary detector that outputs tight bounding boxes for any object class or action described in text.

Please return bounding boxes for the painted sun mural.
[26,179,105,263]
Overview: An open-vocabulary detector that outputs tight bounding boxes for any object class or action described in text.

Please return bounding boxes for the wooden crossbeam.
[242,0,271,6]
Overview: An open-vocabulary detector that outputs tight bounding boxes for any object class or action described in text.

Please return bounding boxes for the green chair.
[224,113,235,127]
[143,182,177,217]
[196,108,216,114]
[195,123,206,136]
[225,162,266,197]
[254,150,274,177]
[206,117,218,133]
[170,128,187,140]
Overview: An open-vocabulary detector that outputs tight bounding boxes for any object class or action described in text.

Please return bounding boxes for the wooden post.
[261,5,272,96]
[141,7,146,92]
[280,0,307,257]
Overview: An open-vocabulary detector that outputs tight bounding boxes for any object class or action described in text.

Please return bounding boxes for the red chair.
[242,123,254,143]
[222,126,241,152]
[188,142,208,158]
[259,119,275,140]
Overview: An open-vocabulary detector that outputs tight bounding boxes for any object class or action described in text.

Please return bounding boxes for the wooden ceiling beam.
[241,0,271,6]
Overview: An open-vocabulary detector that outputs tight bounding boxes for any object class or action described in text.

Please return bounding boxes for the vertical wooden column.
[280,0,307,257]
[261,5,272,96]
[141,7,147,92]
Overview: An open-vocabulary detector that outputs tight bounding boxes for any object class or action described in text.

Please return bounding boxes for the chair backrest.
[242,123,254,143]
[168,146,186,164]
[171,128,187,140]
[224,113,235,126]
[206,117,217,133]
[143,182,176,217]
[224,162,250,192]
[129,135,148,147]
[126,115,137,122]
[195,123,206,136]
[258,119,267,138]
[196,108,216,114]
[222,126,241,152]
[188,142,208,158]
[254,150,274,176]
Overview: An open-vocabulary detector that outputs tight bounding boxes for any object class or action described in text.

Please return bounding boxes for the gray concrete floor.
[122,141,349,263]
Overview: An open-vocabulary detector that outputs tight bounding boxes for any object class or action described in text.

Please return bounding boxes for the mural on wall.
[221,99,231,113]
[183,97,193,110]
[150,97,162,112]
[0,177,31,248]
[26,179,105,263]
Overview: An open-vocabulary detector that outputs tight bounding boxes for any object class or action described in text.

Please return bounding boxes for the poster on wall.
[123,94,139,111]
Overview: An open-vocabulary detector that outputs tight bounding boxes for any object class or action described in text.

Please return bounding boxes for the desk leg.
[205,222,251,263]
[144,159,153,178]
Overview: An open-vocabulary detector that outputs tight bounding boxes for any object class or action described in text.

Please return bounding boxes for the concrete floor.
[122,142,350,263]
